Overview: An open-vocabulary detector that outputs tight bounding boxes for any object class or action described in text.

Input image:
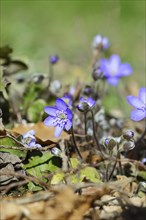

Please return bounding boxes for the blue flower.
[101,54,132,85]
[49,55,59,64]
[77,97,96,112]
[127,88,146,121]
[22,130,42,148]
[92,34,109,50]
[44,98,72,137]
[62,94,73,107]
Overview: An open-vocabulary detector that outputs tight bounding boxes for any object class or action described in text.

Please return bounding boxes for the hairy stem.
[90,109,103,154]
[71,126,83,161]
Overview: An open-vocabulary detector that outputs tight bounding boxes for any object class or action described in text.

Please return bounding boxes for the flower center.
[55,110,68,125]
[59,113,67,119]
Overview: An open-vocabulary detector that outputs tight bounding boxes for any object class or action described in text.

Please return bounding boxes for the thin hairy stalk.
[47,63,53,98]
[90,109,103,154]
[136,125,146,144]
[71,126,83,161]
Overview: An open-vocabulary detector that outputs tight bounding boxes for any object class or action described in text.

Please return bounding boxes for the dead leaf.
[12,122,70,144]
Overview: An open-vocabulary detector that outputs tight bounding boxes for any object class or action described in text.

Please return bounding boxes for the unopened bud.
[123,140,135,152]
[123,130,134,141]
[51,147,61,156]
[104,137,117,150]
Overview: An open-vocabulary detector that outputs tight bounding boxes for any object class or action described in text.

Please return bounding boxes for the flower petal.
[87,97,96,107]
[65,120,72,131]
[139,88,146,105]
[44,106,57,116]
[100,58,111,77]
[127,96,144,108]
[130,109,146,121]
[44,116,57,126]
[56,98,68,110]
[119,63,132,77]
[109,54,121,74]
[66,108,72,120]
[107,77,119,86]
[54,125,64,137]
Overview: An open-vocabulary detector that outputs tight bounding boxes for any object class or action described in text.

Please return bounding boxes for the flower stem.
[47,63,53,97]
[90,109,102,154]
[108,145,123,181]
[71,126,83,161]
[136,125,146,144]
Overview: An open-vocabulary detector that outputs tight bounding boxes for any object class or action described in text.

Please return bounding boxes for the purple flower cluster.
[101,54,132,86]
[44,98,72,137]
[127,88,146,121]
[22,130,42,148]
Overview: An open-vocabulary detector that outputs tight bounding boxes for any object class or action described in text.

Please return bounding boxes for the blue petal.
[54,125,64,137]
[119,63,133,77]
[87,97,96,107]
[109,54,121,74]
[44,106,57,116]
[127,96,144,108]
[44,116,57,126]
[56,98,68,110]
[139,88,146,105]
[107,77,119,86]
[130,109,146,121]
[65,120,72,131]
[66,108,73,120]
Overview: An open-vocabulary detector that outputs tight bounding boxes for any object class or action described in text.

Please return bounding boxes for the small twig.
[0,180,28,194]
[60,139,68,172]
[0,171,49,190]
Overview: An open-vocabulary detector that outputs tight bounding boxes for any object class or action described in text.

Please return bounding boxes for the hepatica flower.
[22,130,42,148]
[101,54,132,86]
[44,98,72,137]
[77,97,96,112]
[62,94,73,107]
[92,34,109,50]
[127,88,146,121]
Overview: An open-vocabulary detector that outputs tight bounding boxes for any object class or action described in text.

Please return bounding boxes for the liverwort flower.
[44,98,72,137]
[100,54,132,86]
[62,94,72,107]
[49,55,59,64]
[22,130,42,148]
[92,34,109,50]
[77,97,96,112]
[127,88,146,121]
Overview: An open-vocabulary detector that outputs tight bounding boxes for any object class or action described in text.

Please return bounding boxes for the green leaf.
[137,171,146,181]
[27,182,43,191]
[0,137,27,158]
[27,99,46,122]
[71,166,101,184]
[70,158,80,169]
[51,171,65,184]
[23,151,62,181]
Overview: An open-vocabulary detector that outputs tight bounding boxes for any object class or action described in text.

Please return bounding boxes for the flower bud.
[123,140,135,152]
[123,130,134,141]
[51,147,61,156]
[104,137,117,150]
[49,55,59,64]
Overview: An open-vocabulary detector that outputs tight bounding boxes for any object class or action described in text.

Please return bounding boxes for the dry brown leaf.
[12,122,70,143]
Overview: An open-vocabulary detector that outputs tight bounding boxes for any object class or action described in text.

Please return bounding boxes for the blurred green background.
[1,0,145,114]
